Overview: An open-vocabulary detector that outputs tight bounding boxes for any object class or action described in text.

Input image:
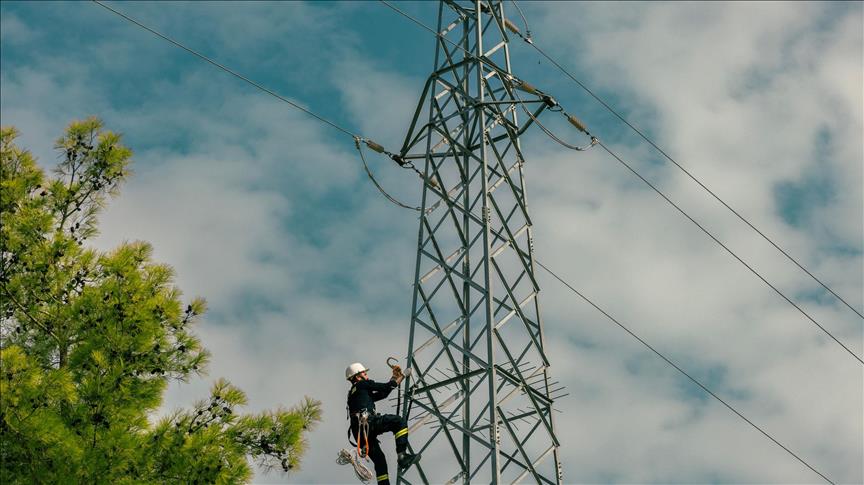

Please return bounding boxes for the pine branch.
[1,285,61,346]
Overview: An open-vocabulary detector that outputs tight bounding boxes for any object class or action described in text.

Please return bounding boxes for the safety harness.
[346,383,372,458]
[339,383,376,483]
[352,410,371,458]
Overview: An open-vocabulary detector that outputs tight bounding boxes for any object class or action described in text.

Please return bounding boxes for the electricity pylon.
[398,1,563,483]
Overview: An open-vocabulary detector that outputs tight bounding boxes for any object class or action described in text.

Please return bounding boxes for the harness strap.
[358,412,370,458]
[346,410,372,458]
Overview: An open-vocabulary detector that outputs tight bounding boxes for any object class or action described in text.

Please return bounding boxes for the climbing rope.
[337,448,375,483]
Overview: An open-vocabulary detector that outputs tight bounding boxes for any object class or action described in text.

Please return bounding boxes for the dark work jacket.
[347,378,398,417]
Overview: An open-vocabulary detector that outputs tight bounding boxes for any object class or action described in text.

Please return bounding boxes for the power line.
[92,0,358,139]
[595,140,863,366]
[512,7,863,322]
[378,0,863,365]
[93,0,425,213]
[511,85,862,367]
[534,260,835,485]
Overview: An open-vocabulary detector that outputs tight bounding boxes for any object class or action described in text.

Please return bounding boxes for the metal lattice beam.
[399,2,562,483]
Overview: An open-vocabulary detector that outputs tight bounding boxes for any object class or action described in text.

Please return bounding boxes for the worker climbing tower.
[398,1,563,483]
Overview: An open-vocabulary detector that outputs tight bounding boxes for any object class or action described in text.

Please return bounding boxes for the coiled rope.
[336,448,375,483]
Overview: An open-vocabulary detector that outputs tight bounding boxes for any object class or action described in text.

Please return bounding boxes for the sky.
[1,1,862,484]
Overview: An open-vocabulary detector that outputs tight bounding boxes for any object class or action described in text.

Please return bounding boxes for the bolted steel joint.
[482,206,492,224]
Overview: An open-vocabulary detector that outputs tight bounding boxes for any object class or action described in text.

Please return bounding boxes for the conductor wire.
[514,12,863,321]
[92,0,358,139]
[93,0,425,211]
[594,140,863,366]
[535,260,836,485]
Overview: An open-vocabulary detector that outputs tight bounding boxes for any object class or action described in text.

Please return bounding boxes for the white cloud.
[0,12,36,45]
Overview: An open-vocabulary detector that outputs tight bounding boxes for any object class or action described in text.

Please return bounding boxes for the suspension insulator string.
[365,138,439,189]
[509,0,532,42]
[476,0,532,43]
[503,18,521,36]
[364,139,386,154]
[514,79,539,95]
[354,137,421,211]
[566,114,588,134]
[356,137,442,211]
[510,81,598,151]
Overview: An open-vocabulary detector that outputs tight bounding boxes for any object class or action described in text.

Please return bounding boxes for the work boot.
[397,452,420,470]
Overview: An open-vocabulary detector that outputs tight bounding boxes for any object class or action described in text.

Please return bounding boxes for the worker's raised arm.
[358,378,398,401]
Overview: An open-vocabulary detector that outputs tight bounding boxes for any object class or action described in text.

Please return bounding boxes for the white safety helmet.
[345,362,368,381]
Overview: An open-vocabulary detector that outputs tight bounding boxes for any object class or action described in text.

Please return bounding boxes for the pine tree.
[0,118,321,484]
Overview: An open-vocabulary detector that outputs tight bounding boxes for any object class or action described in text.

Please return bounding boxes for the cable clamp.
[361,137,411,168]
[541,94,558,109]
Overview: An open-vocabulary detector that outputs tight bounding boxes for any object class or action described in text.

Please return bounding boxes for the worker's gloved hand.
[392,365,404,384]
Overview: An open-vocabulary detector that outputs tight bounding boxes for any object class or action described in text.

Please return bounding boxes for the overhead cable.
[92,0,358,138]
[519,78,861,365]
[507,67,860,383]
[92,0,425,211]
[507,0,863,321]
[535,260,835,485]
[594,139,863,366]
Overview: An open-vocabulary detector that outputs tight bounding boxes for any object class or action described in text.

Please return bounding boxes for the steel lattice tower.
[397,1,562,483]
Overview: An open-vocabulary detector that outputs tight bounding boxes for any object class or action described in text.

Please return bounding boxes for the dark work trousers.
[351,413,410,485]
